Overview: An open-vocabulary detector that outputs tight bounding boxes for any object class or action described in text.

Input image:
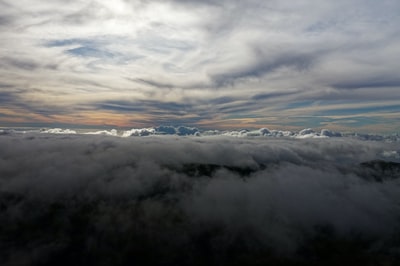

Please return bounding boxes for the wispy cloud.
[0,0,399,131]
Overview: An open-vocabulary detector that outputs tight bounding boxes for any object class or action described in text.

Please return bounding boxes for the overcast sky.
[0,0,399,132]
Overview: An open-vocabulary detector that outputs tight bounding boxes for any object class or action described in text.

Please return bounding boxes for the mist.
[1,133,400,265]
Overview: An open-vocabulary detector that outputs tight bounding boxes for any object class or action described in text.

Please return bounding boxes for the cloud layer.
[0,0,400,131]
[18,126,399,142]
[1,133,400,265]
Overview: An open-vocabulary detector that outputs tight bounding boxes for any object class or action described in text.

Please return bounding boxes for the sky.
[0,0,400,132]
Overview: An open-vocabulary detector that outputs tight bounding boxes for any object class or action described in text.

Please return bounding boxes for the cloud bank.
[1,133,400,265]
[24,126,399,142]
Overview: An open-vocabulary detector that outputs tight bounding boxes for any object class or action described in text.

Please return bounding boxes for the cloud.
[0,90,18,104]
[210,51,316,87]
[0,57,39,71]
[31,125,400,143]
[1,133,400,264]
[40,128,77,134]
[84,129,118,136]
[121,127,155,137]
[1,0,400,130]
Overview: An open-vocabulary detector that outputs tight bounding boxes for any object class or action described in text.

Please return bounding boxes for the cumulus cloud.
[40,128,77,134]
[1,133,400,265]
[121,127,155,137]
[84,129,118,136]
[23,126,400,143]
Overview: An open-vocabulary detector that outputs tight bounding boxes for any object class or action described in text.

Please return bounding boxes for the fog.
[1,133,399,265]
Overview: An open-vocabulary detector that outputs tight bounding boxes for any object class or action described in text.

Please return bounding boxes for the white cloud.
[40,128,77,134]
[121,127,156,137]
[85,129,118,136]
[18,126,399,142]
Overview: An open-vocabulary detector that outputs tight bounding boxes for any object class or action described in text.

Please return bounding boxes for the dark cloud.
[0,15,13,26]
[207,96,237,105]
[332,77,400,90]
[251,90,300,101]
[133,78,175,89]
[0,82,14,88]
[1,134,400,265]
[216,102,257,114]
[119,126,200,136]
[211,52,315,87]
[97,101,146,112]
[316,105,400,119]
[0,57,39,71]
[95,97,264,125]
[0,91,18,104]
[95,100,190,116]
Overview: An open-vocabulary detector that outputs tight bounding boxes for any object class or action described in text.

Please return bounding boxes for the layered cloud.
[0,0,400,131]
[1,133,400,265]
[14,125,396,142]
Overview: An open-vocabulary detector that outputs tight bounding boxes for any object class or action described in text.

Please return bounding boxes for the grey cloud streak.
[210,52,315,87]
[1,134,400,265]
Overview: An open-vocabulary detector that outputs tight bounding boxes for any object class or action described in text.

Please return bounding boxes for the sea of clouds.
[2,125,399,141]
[1,129,400,265]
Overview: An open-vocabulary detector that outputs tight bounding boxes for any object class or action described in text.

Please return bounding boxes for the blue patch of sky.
[305,20,337,34]
[67,46,114,59]
[46,38,113,59]
[45,38,98,47]
[46,38,144,62]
